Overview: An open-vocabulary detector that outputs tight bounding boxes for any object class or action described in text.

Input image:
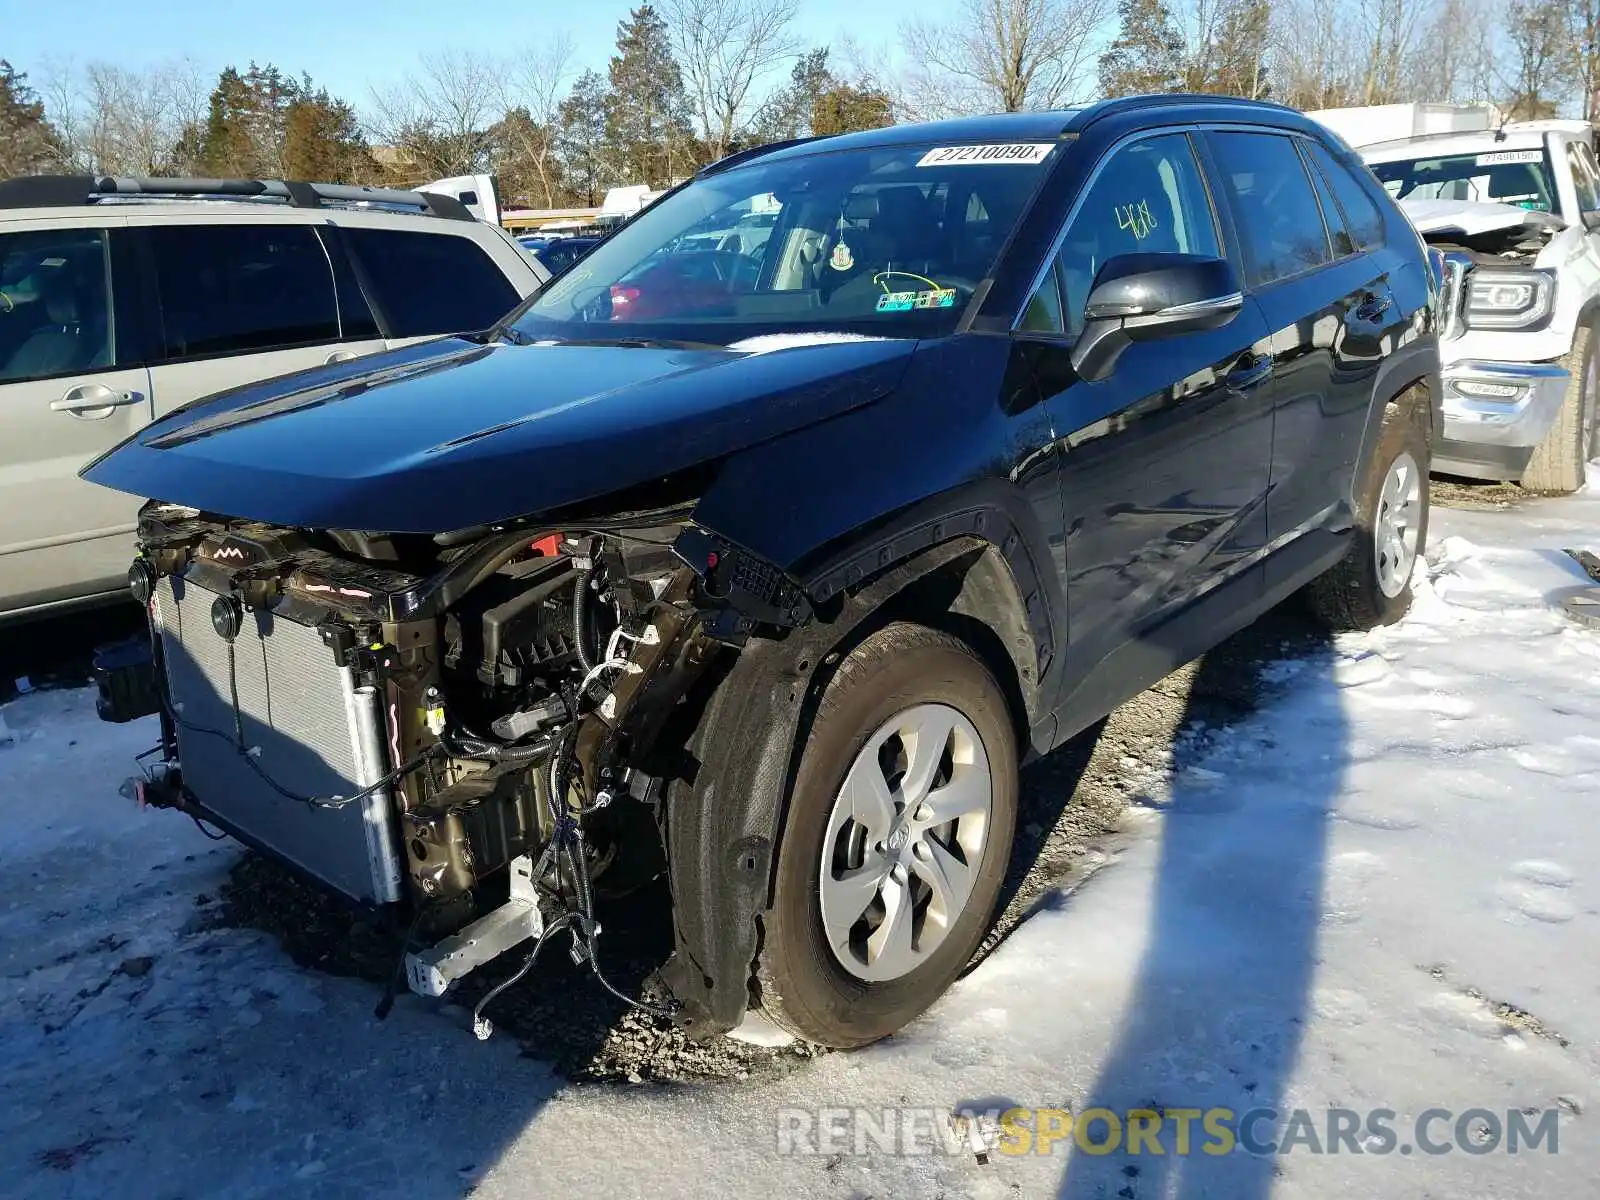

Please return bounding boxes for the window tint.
[1210,132,1333,286]
[1306,140,1387,249]
[344,228,520,338]
[0,228,115,383]
[149,224,338,360]
[1056,133,1221,334]
[1299,142,1354,258]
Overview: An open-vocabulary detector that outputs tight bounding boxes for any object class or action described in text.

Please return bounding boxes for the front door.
[0,218,153,612]
[1016,131,1275,703]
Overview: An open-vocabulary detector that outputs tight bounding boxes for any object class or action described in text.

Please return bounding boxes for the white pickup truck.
[1355,120,1600,491]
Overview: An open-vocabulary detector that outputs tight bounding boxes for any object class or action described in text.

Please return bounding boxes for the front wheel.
[1306,393,1431,630]
[755,623,1018,1048]
[1522,321,1596,494]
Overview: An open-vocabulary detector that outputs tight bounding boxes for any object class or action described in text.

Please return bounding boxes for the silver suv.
[0,176,547,621]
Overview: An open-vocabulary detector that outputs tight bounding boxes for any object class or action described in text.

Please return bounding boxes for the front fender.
[657,540,1039,1038]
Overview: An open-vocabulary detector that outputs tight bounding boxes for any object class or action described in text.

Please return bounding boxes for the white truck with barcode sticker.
[1319,115,1600,491]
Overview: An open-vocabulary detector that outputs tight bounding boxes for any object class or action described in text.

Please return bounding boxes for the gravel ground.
[11,471,1528,1087]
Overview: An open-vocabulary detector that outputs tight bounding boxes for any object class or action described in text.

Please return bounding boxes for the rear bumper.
[1434,359,1569,479]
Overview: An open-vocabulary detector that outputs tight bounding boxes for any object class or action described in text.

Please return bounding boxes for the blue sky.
[6,0,929,109]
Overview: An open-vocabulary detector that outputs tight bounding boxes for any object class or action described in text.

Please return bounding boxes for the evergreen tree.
[199,64,368,180]
[751,47,833,142]
[604,5,697,185]
[811,81,894,137]
[556,70,611,206]
[1098,0,1187,99]
[282,89,374,183]
[0,60,63,177]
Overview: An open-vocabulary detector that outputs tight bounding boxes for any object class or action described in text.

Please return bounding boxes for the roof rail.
[697,136,827,177]
[0,175,476,221]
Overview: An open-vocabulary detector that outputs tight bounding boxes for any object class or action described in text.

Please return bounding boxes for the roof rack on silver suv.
[0,174,476,221]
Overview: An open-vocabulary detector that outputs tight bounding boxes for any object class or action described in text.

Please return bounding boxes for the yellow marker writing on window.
[1115,199,1158,241]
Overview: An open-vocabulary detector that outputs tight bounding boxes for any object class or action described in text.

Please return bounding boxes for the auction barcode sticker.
[1475,150,1543,166]
[917,144,1055,167]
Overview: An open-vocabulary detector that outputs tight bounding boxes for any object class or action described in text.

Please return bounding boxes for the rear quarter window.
[342,228,520,339]
[1306,141,1388,250]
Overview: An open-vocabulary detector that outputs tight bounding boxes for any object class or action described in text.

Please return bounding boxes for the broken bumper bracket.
[405,854,546,997]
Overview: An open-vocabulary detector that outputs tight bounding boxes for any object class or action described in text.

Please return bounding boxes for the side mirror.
[1070,253,1243,382]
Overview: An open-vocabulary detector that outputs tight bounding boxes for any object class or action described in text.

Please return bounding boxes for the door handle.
[324,350,360,365]
[1225,354,1273,391]
[50,383,142,418]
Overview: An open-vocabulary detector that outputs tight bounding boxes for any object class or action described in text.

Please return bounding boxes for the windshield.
[510,141,1059,346]
[1369,147,1558,213]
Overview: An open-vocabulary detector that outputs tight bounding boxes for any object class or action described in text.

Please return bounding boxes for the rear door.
[336,225,528,349]
[128,217,389,418]
[1019,131,1274,677]
[1204,131,1400,545]
[0,216,153,612]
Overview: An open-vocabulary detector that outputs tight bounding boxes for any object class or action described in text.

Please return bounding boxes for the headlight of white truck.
[1464,267,1556,330]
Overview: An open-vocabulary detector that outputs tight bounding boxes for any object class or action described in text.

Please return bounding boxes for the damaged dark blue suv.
[85,95,1439,1049]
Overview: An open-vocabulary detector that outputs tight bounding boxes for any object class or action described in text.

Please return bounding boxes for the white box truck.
[1307,103,1498,149]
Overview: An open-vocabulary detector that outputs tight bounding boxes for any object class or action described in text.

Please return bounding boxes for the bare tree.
[662,0,799,160]
[1502,0,1571,118]
[368,49,503,181]
[38,56,209,175]
[491,35,577,206]
[1359,0,1430,103]
[1403,0,1496,103]
[897,0,1112,119]
[1567,0,1600,119]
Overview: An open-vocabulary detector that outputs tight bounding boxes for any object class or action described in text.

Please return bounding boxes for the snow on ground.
[4,492,1600,1200]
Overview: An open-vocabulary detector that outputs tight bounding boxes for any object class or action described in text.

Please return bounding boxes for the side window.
[1306,140,1388,250]
[1054,133,1221,335]
[1299,141,1354,258]
[148,224,339,360]
[344,228,521,338]
[1209,132,1333,286]
[0,228,116,383]
[1020,262,1066,333]
[1566,142,1600,220]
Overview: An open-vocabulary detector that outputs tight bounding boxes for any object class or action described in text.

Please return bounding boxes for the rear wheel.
[1307,395,1431,630]
[755,623,1017,1048]
[1522,322,1596,494]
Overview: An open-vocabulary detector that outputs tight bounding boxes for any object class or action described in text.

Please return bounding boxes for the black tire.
[1306,394,1432,630]
[755,622,1018,1049]
[1522,321,1596,494]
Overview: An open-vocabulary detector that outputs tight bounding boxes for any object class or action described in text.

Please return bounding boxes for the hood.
[1399,196,1565,239]
[82,335,917,534]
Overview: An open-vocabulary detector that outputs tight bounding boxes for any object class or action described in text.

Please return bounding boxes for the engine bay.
[114,498,811,1034]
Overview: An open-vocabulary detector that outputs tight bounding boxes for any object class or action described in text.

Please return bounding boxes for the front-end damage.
[1402,197,1574,477]
[111,495,816,1037]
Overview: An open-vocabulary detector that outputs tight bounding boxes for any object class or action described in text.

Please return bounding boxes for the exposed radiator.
[153,577,404,903]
